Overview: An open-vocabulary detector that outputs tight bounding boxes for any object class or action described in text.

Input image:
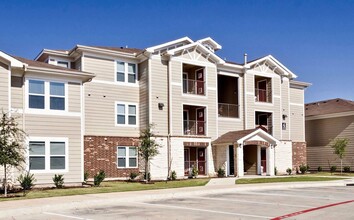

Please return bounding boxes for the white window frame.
[114,60,138,84]
[57,60,70,68]
[27,137,69,173]
[115,102,139,127]
[117,146,138,168]
[26,78,68,113]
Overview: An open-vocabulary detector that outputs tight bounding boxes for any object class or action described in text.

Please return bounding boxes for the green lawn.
[236,176,347,184]
[306,172,354,177]
[0,179,209,201]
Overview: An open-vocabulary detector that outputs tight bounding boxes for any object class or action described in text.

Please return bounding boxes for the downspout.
[167,56,172,179]
[243,54,248,130]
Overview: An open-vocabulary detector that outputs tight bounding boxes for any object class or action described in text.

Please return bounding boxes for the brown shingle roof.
[13,56,86,73]
[89,46,143,54]
[212,128,258,145]
[305,98,354,116]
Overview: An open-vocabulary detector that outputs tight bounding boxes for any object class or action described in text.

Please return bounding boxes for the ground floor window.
[28,138,67,172]
[117,146,138,168]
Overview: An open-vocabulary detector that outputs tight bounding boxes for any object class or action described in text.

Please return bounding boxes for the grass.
[0,179,209,201]
[236,176,347,184]
[306,172,354,177]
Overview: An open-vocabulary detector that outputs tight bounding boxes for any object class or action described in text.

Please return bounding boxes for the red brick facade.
[292,142,307,170]
[84,136,141,178]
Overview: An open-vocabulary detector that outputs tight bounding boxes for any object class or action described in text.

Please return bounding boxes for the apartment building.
[0,37,310,183]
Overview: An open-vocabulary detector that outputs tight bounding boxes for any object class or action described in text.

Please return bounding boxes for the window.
[28,139,67,172]
[117,146,137,168]
[116,103,137,126]
[29,80,45,109]
[57,61,69,68]
[116,61,137,84]
[27,79,66,111]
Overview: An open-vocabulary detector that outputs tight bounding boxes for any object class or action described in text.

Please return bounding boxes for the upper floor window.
[28,138,67,172]
[116,102,137,126]
[116,61,137,84]
[28,79,66,111]
[57,61,69,68]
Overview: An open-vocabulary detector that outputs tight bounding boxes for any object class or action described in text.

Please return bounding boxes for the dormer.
[197,37,222,53]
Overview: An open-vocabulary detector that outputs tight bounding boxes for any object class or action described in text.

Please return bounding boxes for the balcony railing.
[256,125,273,135]
[183,79,205,95]
[218,103,239,118]
[184,160,206,175]
[184,120,206,135]
[255,88,271,102]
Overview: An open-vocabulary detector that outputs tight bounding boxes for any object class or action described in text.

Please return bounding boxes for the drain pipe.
[167,56,172,180]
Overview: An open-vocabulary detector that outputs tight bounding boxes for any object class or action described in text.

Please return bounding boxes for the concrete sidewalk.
[1,177,353,219]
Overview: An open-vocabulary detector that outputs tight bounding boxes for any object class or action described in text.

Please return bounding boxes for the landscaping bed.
[236,176,348,184]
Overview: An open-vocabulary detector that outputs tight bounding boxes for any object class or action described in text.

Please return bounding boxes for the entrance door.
[195,68,204,95]
[228,145,235,176]
[261,148,266,173]
[197,148,206,175]
[196,108,205,135]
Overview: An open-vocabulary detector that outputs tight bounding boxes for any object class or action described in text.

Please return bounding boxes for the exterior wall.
[11,76,23,109]
[306,115,354,170]
[281,78,290,140]
[68,82,81,112]
[149,137,168,179]
[0,62,9,111]
[290,87,305,142]
[25,115,82,183]
[84,136,140,178]
[274,141,293,174]
[292,142,307,170]
[138,60,149,130]
[213,145,227,172]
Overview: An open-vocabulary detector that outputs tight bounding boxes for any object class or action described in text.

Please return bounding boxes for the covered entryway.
[212,128,278,177]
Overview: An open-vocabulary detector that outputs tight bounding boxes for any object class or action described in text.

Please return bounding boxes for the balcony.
[184,120,206,135]
[218,103,239,118]
[184,160,206,176]
[183,79,205,95]
[256,125,273,135]
[255,88,271,102]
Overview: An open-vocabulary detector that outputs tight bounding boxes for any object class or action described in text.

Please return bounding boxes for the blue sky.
[1,0,353,103]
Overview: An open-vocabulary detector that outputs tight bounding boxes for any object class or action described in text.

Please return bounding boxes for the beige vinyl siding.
[11,76,23,109]
[290,87,304,104]
[84,82,140,136]
[150,59,168,135]
[290,104,305,141]
[0,62,9,111]
[75,58,82,71]
[139,60,149,130]
[84,55,115,82]
[25,115,82,183]
[68,82,81,112]
[281,78,290,140]
[306,116,354,170]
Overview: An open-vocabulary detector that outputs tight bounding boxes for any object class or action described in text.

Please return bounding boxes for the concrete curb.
[0,179,352,218]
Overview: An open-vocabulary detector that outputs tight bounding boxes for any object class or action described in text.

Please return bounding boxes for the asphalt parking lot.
[10,185,354,220]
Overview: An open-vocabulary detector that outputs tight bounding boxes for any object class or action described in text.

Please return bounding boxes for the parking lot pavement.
[7,185,354,220]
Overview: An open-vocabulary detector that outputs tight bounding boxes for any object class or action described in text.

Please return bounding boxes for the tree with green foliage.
[0,112,27,197]
[139,124,161,182]
[330,138,349,175]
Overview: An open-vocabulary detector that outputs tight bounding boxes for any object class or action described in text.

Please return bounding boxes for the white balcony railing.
[255,88,271,102]
[218,103,239,118]
[184,120,206,135]
[183,79,205,95]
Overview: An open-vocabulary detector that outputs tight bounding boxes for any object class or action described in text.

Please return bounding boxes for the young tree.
[0,112,26,197]
[330,138,349,175]
[139,124,161,182]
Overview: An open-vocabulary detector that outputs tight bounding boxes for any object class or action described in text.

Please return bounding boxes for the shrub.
[286,168,292,175]
[306,165,310,171]
[17,172,36,196]
[171,170,177,180]
[94,170,106,186]
[129,172,139,181]
[84,171,89,183]
[52,174,64,188]
[343,166,351,173]
[217,167,225,177]
[274,167,278,175]
[299,164,307,174]
[330,166,337,174]
[191,166,198,178]
[317,166,323,172]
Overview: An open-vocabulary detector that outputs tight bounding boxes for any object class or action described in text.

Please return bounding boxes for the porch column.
[257,145,261,175]
[266,144,275,176]
[237,143,244,177]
